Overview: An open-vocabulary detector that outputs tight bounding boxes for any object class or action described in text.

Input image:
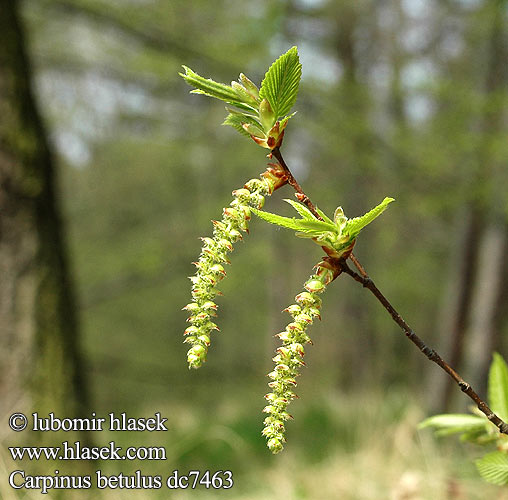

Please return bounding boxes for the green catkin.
[184,168,285,369]
[262,263,334,453]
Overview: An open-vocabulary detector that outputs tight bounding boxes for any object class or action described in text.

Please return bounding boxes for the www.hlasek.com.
[7,412,234,493]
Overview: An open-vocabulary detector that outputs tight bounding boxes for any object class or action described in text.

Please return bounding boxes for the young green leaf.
[418,414,487,436]
[222,113,251,137]
[296,219,337,234]
[476,451,508,485]
[251,207,334,234]
[314,205,335,225]
[222,109,264,137]
[279,112,297,132]
[180,66,238,101]
[345,197,395,237]
[284,199,316,220]
[180,66,256,111]
[254,197,394,258]
[251,208,311,232]
[239,73,259,100]
[259,46,302,118]
[231,81,258,106]
[488,352,508,421]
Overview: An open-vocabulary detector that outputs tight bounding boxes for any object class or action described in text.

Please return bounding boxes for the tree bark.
[464,223,507,395]
[0,0,87,418]
[438,0,507,409]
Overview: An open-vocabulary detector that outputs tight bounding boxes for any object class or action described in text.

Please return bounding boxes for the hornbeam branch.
[270,146,508,435]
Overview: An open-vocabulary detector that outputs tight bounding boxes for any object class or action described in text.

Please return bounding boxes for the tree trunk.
[437,0,507,410]
[464,223,507,395]
[438,208,484,410]
[0,0,87,418]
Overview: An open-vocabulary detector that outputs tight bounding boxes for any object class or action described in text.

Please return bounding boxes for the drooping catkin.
[262,262,335,453]
[183,165,287,369]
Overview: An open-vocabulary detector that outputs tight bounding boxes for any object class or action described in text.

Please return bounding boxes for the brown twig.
[271,147,322,219]
[340,260,508,434]
[270,146,508,435]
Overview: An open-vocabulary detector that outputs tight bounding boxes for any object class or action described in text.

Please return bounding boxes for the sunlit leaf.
[180,66,256,111]
[284,199,316,220]
[259,46,302,118]
[488,352,508,421]
[251,208,310,232]
[345,197,395,237]
[476,451,508,485]
[314,205,335,225]
[222,113,251,137]
[418,413,486,435]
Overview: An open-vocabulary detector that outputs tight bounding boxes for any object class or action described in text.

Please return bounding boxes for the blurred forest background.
[1,0,508,498]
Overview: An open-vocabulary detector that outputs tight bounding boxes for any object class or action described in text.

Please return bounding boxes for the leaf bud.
[334,207,347,228]
[242,123,266,139]
[231,80,258,106]
[259,99,276,132]
[239,73,259,100]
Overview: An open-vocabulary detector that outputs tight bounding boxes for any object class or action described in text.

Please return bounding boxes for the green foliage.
[346,197,396,238]
[179,66,255,111]
[222,111,262,137]
[420,353,508,485]
[488,352,508,421]
[252,197,394,259]
[252,199,337,234]
[180,47,301,149]
[418,414,486,437]
[259,46,302,119]
[476,452,508,485]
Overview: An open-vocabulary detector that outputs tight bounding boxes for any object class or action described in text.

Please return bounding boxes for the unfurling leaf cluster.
[180,47,301,149]
[252,197,394,259]
[419,353,508,484]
